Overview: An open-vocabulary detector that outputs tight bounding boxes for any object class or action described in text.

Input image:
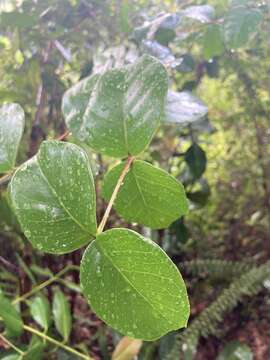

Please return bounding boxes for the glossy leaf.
[0,291,23,337]
[0,103,24,173]
[223,7,263,49]
[29,295,51,331]
[165,91,208,126]
[9,141,96,254]
[102,160,188,229]
[181,5,215,23]
[80,228,190,341]
[185,143,207,180]
[53,289,72,342]
[217,340,253,360]
[62,54,168,158]
[203,24,224,60]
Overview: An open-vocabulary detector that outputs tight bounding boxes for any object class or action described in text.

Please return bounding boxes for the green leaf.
[53,289,72,342]
[203,24,224,60]
[62,54,168,158]
[24,341,45,360]
[9,140,96,254]
[80,228,190,341]
[102,160,188,229]
[185,143,207,180]
[0,291,23,337]
[165,91,208,126]
[223,7,263,49]
[29,295,51,331]
[0,103,24,173]
[217,340,253,360]
[1,355,20,360]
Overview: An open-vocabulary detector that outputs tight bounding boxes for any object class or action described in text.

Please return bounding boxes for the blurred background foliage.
[0,0,270,359]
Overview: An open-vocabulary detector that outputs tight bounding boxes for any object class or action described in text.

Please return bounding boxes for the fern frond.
[179,259,254,278]
[165,261,270,360]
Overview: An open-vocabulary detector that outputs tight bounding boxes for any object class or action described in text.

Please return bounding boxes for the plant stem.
[0,333,25,356]
[0,171,14,186]
[97,155,135,234]
[12,265,79,305]
[23,325,93,360]
[57,130,71,141]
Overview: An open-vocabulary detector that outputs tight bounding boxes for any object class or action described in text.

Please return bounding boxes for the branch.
[97,155,135,233]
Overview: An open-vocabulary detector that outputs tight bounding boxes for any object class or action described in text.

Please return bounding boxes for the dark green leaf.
[185,143,207,180]
[0,291,23,337]
[80,228,190,341]
[102,160,188,229]
[29,295,51,331]
[53,289,72,342]
[203,24,224,60]
[0,103,24,173]
[174,54,195,73]
[9,141,96,254]
[223,7,263,49]
[217,340,253,360]
[165,91,208,126]
[62,55,168,158]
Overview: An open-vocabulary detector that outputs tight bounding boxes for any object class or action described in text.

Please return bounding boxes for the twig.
[23,325,93,360]
[0,333,24,356]
[12,265,79,305]
[57,130,71,141]
[97,155,135,233]
[0,256,19,275]
[0,171,14,186]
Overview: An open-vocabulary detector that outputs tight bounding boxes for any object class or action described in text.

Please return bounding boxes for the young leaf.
[0,103,24,173]
[223,7,263,49]
[185,143,207,180]
[203,24,224,60]
[112,337,142,360]
[53,289,72,342]
[62,54,168,158]
[29,295,51,331]
[165,91,208,126]
[0,291,23,337]
[80,228,190,341]
[9,140,96,254]
[102,160,188,229]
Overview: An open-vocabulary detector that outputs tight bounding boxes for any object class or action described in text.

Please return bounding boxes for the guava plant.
[1,55,190,341]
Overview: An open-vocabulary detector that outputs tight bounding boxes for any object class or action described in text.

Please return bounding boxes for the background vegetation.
[0,0,270,359]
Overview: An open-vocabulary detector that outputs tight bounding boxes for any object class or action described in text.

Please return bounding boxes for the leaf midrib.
[95,239,174,328]
[37,157,93,237]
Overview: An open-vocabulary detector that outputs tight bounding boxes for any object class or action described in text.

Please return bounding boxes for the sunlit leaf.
[80,228,190,341]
